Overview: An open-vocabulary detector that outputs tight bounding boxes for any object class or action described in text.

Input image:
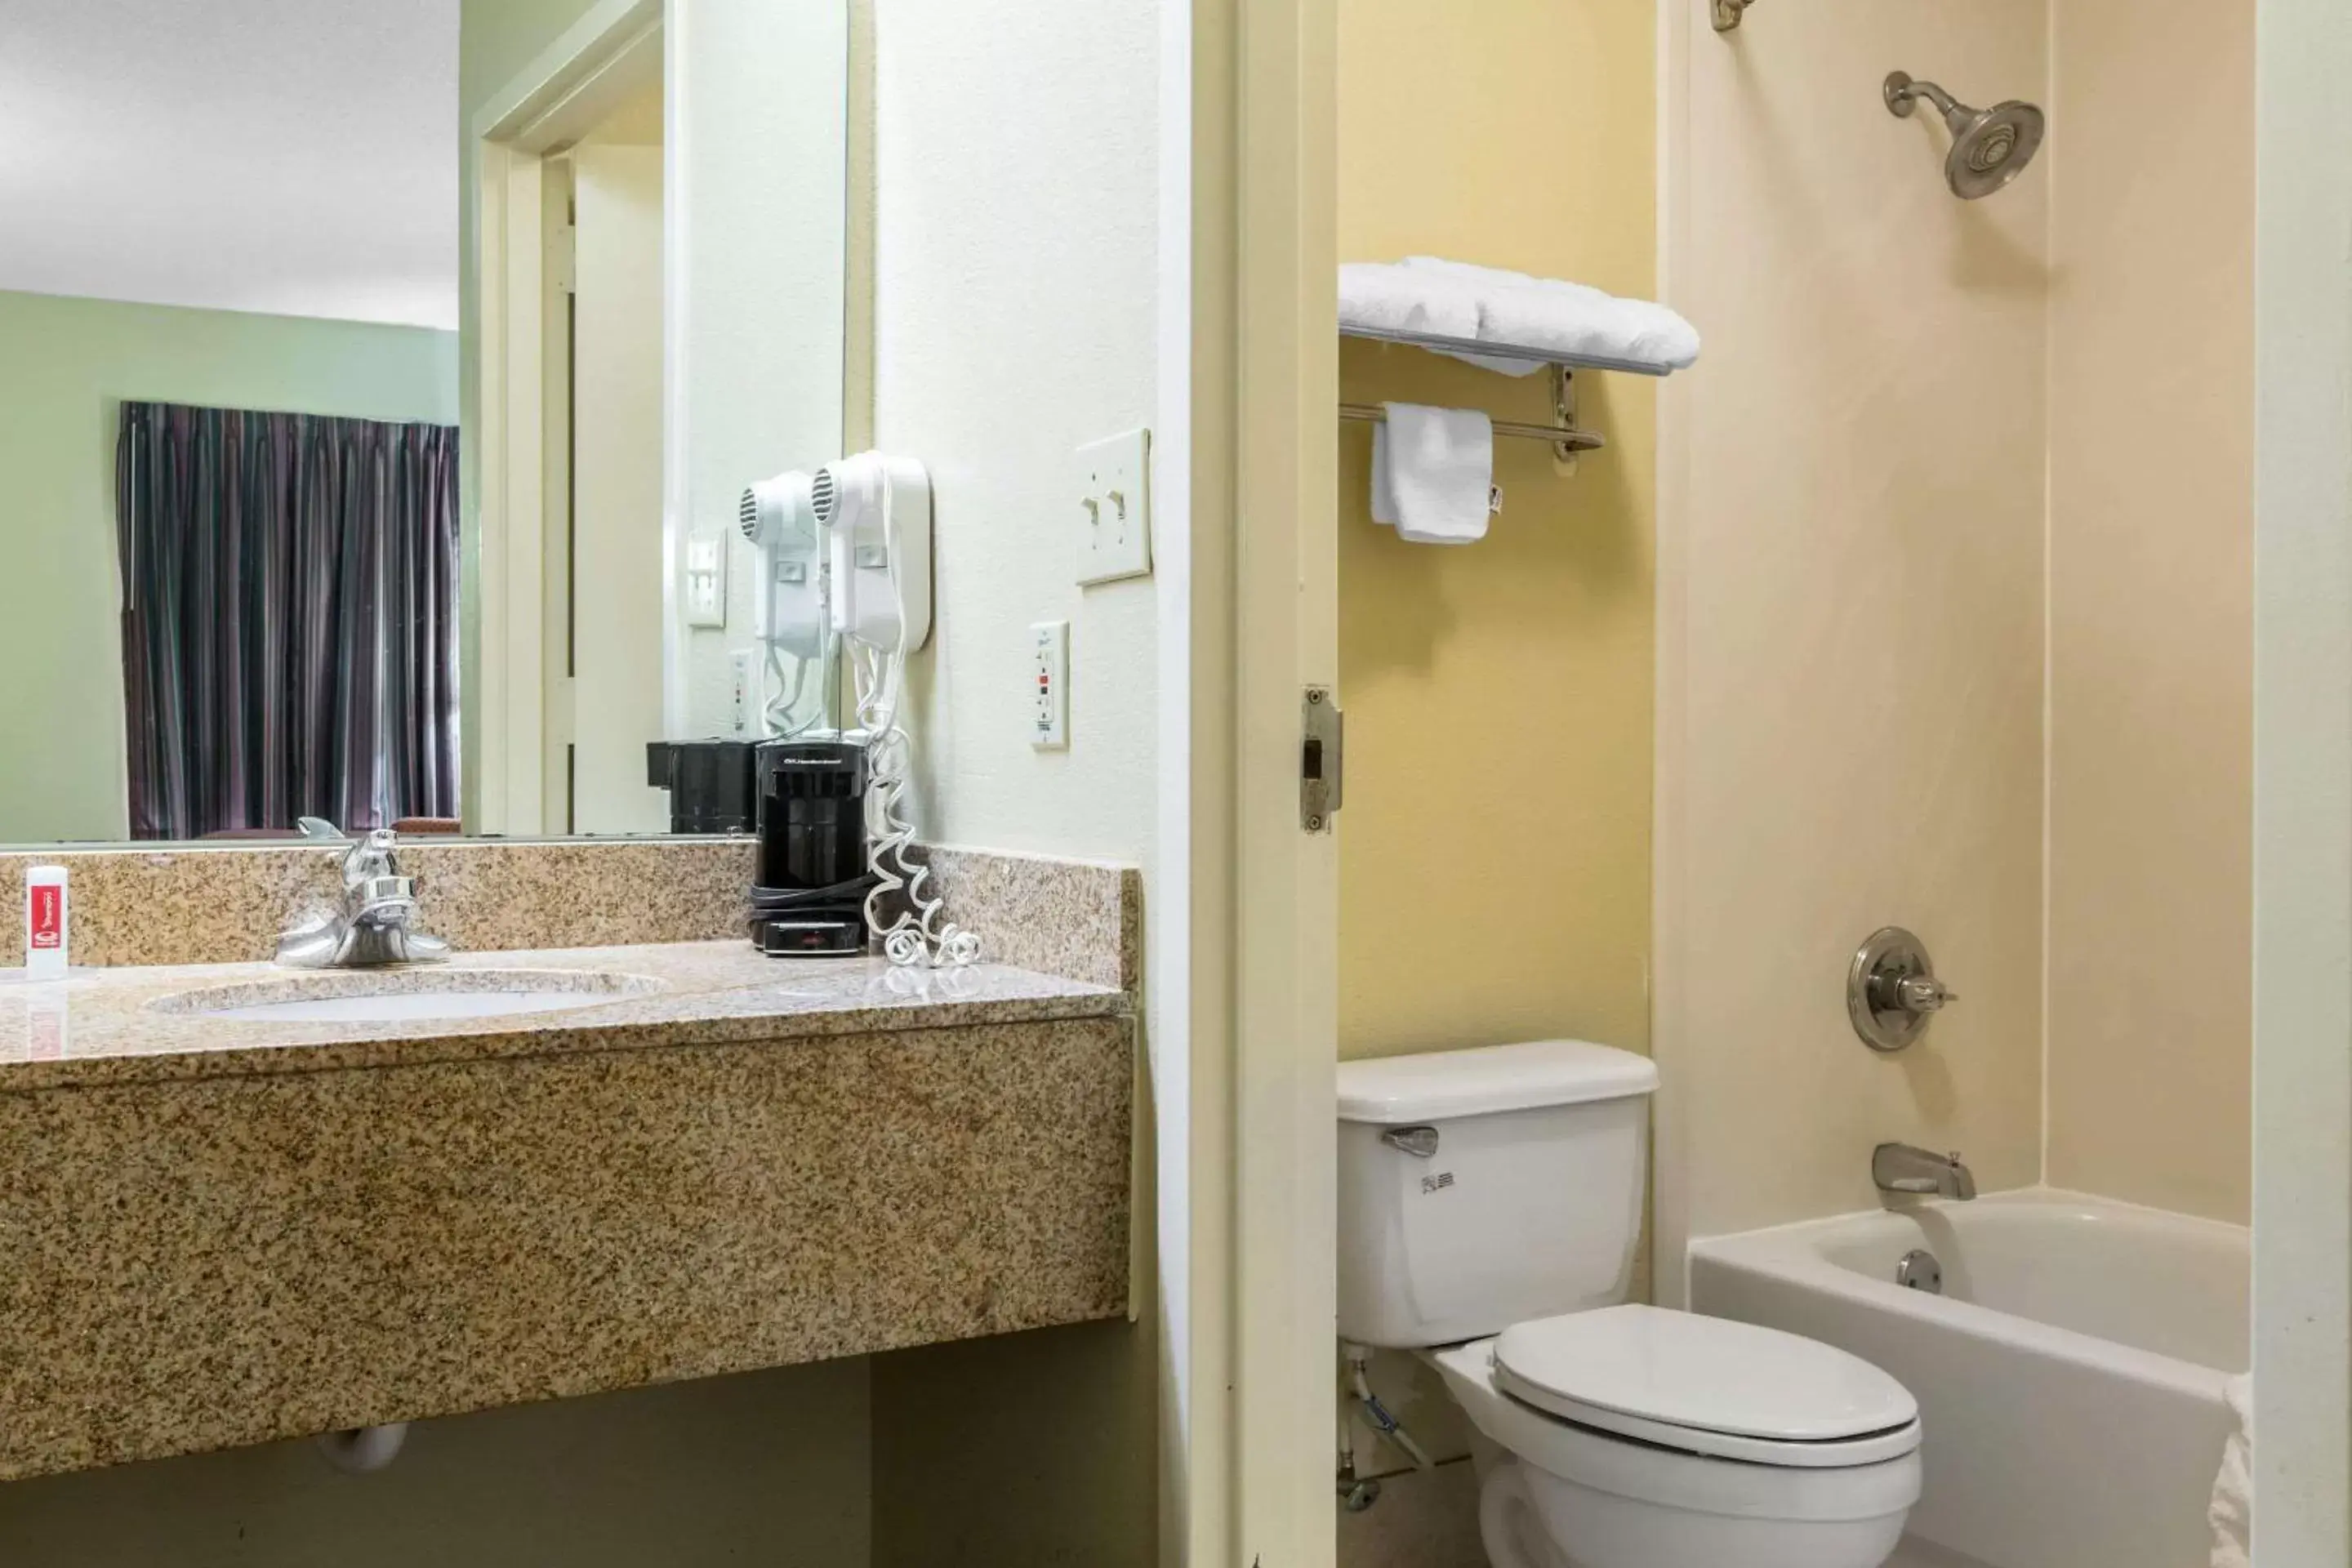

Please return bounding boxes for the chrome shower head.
[1885,70,2044,200]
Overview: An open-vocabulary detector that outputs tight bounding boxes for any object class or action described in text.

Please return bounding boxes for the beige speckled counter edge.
[0,838,1139,987]
[0,941,1126,1091]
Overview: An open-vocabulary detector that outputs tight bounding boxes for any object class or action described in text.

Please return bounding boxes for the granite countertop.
[0,941,1128,1091]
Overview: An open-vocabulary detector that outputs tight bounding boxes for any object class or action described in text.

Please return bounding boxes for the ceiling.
[0,0,461,330]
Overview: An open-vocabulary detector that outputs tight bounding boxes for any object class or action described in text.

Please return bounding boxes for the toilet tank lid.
[1336,1040,1658,1124]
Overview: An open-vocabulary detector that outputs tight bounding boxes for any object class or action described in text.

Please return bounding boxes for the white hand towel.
[1340,261,1480,341]
[2207,1373,2252,1568]
[1371,403,1491,545]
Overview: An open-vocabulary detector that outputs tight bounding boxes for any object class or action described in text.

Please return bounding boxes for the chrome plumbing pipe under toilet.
[1342,1342,1435,1473]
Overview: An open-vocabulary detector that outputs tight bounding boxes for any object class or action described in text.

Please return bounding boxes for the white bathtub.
[1689,1189,2247,1568]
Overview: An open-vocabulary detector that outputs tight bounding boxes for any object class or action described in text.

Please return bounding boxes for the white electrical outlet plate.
[729,648,757,735]
[1031,621,1069,749]
[1075,429,1152,586]
[686,534,728,629]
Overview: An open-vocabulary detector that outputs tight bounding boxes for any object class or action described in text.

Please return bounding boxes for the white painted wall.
[670,0,849,741]
[1,0,459,328]
[572,145,672,832]
[2252,0,2352,1557]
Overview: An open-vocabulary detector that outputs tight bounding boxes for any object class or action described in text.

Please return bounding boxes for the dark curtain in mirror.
[115,403,460,840]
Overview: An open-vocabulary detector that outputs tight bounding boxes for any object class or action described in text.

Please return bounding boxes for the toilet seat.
[1426,1336,1923,1529]
[1490,1306,1922,1468]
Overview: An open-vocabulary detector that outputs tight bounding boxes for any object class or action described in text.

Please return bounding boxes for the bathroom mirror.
[0,0,848,847]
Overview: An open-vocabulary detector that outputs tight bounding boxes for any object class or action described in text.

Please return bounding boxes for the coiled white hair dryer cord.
[853,469,979,969]
[763,644,812,737]
[855,644,979,967]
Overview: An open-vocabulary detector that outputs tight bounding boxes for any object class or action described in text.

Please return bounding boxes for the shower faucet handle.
[1848,927,1956,1053]
[1893,974,1956,1013]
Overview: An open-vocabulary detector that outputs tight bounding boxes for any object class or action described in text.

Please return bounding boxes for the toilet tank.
[1337,1040,1658,1348]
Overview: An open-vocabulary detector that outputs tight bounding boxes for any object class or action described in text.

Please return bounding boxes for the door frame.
[2252,0,2352,1557]
[471,0,664,835]
[1173,0,1339,1561]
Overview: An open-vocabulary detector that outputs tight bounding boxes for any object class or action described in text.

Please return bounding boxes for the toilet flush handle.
[1382,1126,1439,1158]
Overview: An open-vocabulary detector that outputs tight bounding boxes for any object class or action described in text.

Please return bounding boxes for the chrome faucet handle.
[296,816,345,840]
[341,827,401,889]
[1894,974,1957,1013]
[275,826,447,968]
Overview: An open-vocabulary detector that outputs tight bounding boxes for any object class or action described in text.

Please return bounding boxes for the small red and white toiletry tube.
[24,865,68,980]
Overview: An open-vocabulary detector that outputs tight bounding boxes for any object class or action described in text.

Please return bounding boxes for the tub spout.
[1874,1143,1976,1200]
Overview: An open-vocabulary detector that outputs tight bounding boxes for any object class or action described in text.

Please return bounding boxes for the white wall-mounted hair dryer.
[809,452,932,654]
[806,451,973,968]
[737,469,830,736]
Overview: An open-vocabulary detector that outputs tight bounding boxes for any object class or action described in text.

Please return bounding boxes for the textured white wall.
[863,3,1163,1563]
[871,0,1160,863]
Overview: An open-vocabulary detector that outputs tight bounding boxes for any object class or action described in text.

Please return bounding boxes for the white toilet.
[1338,1040,1922,1568]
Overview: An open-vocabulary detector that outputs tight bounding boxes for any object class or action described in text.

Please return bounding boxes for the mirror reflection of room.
[0,0,845,846]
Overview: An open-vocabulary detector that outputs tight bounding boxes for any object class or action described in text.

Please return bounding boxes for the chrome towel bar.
[1338,364,1602,461]
[1337,404,1603,455]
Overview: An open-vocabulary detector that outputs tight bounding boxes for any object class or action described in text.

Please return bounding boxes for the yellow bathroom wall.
[2045,0,2255,1223]
[1338,0,1657,1067]
[1330,2,1659,1519]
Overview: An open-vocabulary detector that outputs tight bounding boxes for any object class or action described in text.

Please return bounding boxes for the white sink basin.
[153,969,661,1025]
[205,990,626,1023]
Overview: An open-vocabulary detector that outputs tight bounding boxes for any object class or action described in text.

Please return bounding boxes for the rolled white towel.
[1480,278,1701,372]
[1399,256,1702,373]
[1383,258,1546,374]
[2207,1373,2252,1568]
[1340,261,1480,341]
[1398,256,1539,291]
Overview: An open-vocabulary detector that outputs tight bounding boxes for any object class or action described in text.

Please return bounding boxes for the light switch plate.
[1031,621,1069,749]
[1075,429,1152,586]
[685,534,728,629]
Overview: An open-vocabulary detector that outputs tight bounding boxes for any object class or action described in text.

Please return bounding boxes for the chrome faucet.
[276,826,450,969]
[1873,1143,1976,1200]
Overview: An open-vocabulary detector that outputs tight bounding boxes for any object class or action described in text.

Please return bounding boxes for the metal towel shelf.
[1341,323,1673,379]
[1340,323,1672,462]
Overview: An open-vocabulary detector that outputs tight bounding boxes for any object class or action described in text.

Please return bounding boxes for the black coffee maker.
[645,740,760,834]
[747,740,875,956]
